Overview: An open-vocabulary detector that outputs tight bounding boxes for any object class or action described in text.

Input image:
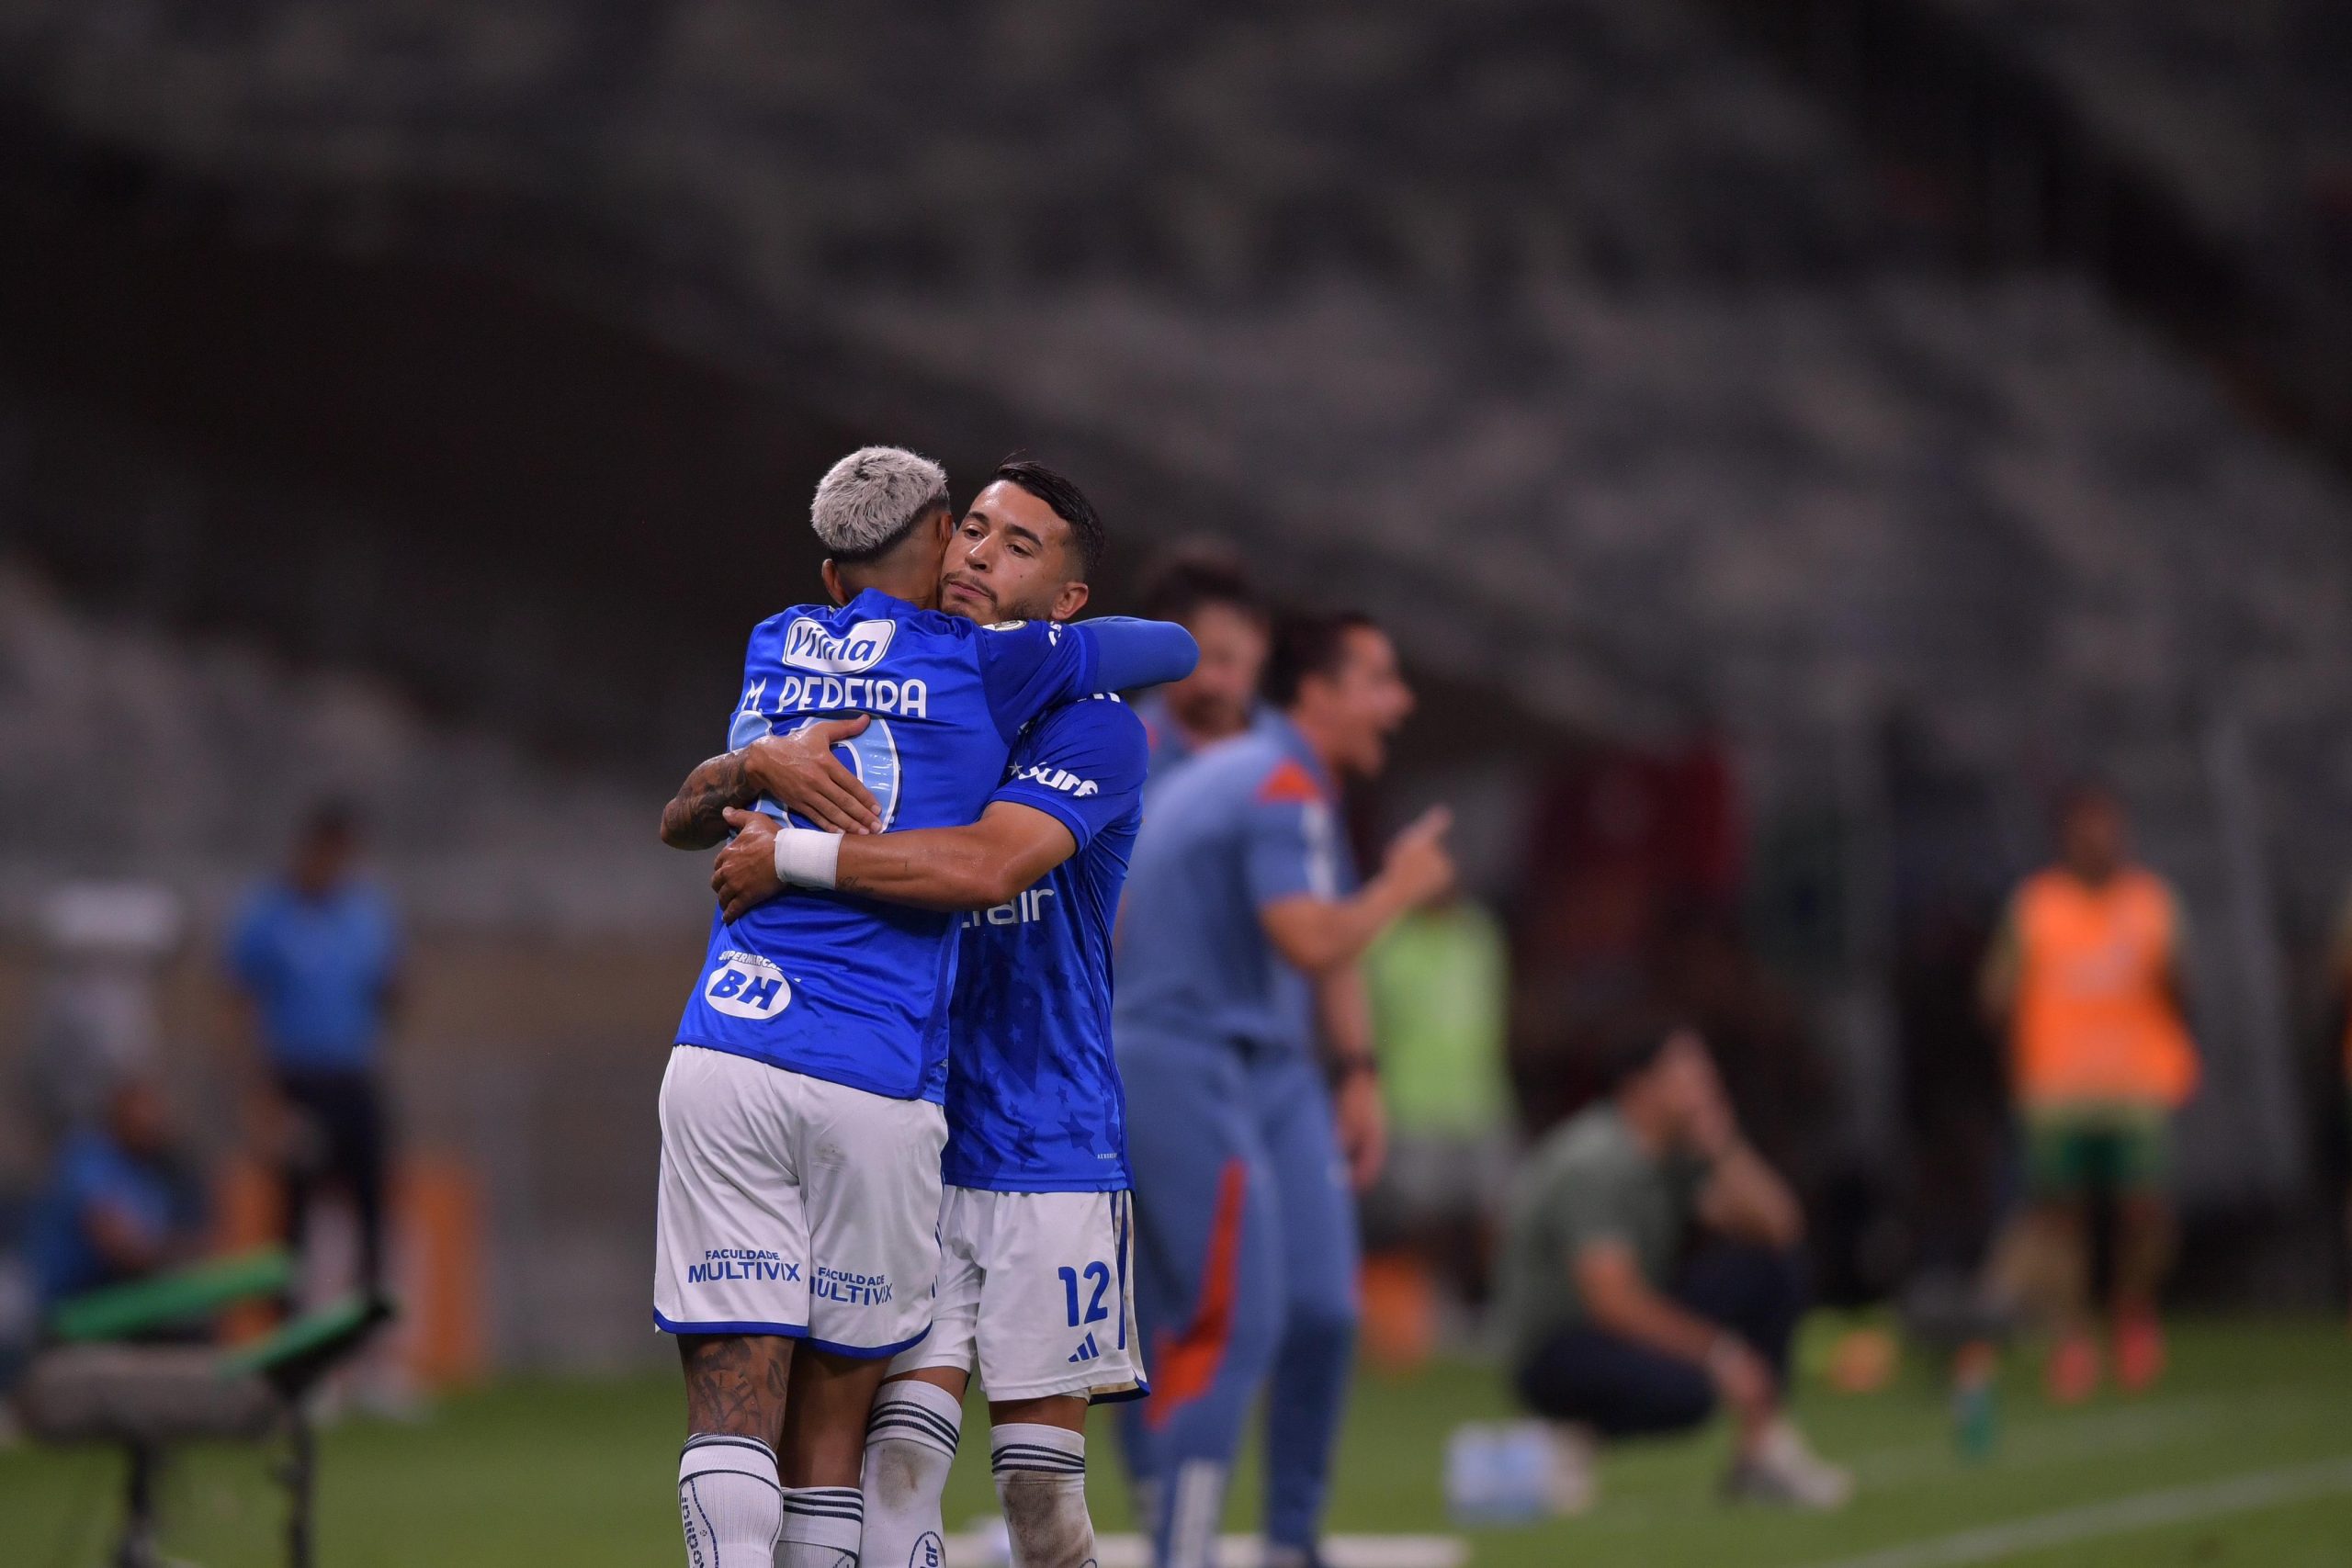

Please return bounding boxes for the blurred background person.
[1361,888,1513,1358]
[1495,1017,1847,1511]
[22,1069,207,1317]
[1114,610,1452,1568]
[224,801,403,1300]
[1134,547,1271,783]
[1980,784,2197,1403]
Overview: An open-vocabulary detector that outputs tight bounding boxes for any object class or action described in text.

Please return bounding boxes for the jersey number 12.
[1058,1263,1111,1326]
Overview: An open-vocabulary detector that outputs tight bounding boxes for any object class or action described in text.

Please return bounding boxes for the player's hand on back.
[744,717,884,835]
[714,808,788,922]
[1382,804,1457,908]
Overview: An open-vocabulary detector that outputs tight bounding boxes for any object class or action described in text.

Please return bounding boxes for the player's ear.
[1052,579,1091,621]
[820,559,847,606]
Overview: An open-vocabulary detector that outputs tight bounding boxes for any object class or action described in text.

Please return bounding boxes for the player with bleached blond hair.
[652,446,1196,1568]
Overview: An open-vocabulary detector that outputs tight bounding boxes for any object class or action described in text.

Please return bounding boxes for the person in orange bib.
[1981,784,2197,1402]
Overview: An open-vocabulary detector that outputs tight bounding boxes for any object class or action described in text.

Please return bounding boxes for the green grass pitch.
[4,1317,2349,1566]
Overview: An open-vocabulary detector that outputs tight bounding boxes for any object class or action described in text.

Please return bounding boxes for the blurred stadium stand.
[4,0,2351,1362]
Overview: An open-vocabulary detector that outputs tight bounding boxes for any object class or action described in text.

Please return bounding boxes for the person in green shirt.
[1495,1017,1850,1510]
[1364,896,1511,1308]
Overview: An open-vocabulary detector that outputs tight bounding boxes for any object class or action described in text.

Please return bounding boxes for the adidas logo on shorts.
[1067,1333,1102,1365]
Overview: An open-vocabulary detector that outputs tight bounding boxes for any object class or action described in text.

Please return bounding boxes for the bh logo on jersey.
[781,616,896,673]
[703,951,792,1020]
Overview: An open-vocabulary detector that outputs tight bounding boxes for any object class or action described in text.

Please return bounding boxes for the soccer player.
[708,458,1144,1568]
[1981,783,2198,1402]
[653,447,1195,1568]
[1113,612,1454,1568]
[1132,548,1271,782]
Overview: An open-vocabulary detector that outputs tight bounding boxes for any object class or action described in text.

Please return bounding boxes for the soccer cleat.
[1723,1420,1854,1511]
[2045,1334,2100,1404]
[2114,1314,2166,1392]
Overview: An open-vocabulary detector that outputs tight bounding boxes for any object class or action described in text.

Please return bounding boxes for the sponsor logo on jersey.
[703,950,792,1019]
[781,616,897,673]
[1067,1332,1102,1364]
[812,1265,892,1306]
[686,1247,800,1284]
[962,886,1057,928]
[1011,762,1099,797]
[982,619,1027,632]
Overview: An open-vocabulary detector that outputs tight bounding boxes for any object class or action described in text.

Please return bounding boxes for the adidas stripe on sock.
[860,1381,961,1568]
[776,1484,863,1568]
[991,1424,1093,1568]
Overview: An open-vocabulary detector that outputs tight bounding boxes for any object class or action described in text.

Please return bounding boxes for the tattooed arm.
[659,717,884,850]
[659,750,754,850]
[709,804,1075,919]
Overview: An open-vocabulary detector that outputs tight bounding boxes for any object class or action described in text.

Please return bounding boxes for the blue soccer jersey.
[674,592,1193,1102]
[1111,714,1359,1055]
[941,694,1148,1193]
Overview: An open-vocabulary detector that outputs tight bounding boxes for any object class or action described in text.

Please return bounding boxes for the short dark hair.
[1595,1010,1695,1096]
[1139,546,1264,625]
[990,459,1104,581]
[1263,610,1380,708]
[2057,779,2119,824]
[301,797,360,845]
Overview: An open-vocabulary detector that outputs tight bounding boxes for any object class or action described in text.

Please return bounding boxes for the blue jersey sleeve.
[1243,764,1345,910]
[361,886,403,986]
[992,697,1148,852]
[226,893,272,994]
[1082,617,1199,693]
[976,620,1099,739]
[977,618,1198,740]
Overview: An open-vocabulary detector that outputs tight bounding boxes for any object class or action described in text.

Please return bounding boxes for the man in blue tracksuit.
[1114,612,1455,1568]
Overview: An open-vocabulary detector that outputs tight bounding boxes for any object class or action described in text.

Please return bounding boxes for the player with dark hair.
[1133,547,1271,780]
[651,447,1195,1568]
[1112,609,1454,1568]
[707,457,1148,1568]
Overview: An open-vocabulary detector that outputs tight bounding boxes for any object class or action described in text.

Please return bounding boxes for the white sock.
[776,1485,864,1568]
[678,1434,781,1568]
[1165,1460,1228,1568]
[990,1423,1093,1568]
[859,1381,961,1568]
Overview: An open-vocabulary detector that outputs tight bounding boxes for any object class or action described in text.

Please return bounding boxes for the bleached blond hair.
[810,446,951,559]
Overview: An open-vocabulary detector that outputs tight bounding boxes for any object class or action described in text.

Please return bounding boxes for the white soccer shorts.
[653,1044,946,1356]
[889,1185,1147,1403]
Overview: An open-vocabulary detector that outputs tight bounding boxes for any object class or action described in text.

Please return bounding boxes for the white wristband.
[771,827,842,890]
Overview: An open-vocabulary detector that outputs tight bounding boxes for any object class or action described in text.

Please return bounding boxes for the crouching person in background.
[1494,1017,1850,1511]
